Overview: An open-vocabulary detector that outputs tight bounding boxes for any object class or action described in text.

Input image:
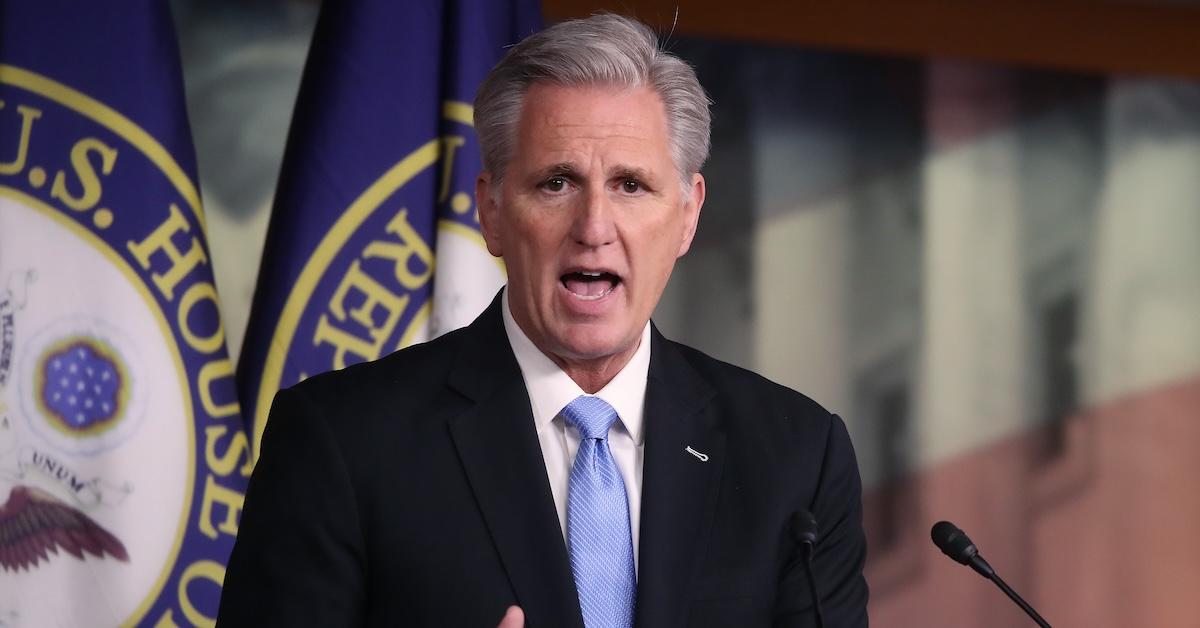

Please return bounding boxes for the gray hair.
[474,13,711,186]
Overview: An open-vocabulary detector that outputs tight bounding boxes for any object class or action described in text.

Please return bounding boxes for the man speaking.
[219,13,868,628]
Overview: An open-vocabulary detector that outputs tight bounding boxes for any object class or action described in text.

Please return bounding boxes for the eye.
[621,179,642,194]
[542,176,568,193]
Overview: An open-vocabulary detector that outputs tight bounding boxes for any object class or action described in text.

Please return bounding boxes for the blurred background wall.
[172,1,1200,625]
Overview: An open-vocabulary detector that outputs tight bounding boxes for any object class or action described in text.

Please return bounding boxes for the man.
[219,13,868,628]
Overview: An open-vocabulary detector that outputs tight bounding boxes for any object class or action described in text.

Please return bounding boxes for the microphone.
[790,510,824,628]
[930,521,1052,628]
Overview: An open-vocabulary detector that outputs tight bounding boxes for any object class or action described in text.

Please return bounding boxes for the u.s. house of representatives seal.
[0,65,250,627]
[250,101,505,454]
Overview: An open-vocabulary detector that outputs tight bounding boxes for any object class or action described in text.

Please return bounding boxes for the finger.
[495,605,524,628]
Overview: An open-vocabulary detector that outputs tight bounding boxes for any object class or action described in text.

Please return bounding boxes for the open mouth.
[561,270,621,300]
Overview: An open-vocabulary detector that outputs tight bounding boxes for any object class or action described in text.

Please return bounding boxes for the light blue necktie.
[562,395,636,628]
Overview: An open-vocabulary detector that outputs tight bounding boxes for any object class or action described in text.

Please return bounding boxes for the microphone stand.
[799,542,825,628]
[791,511,824,628]
[987,572,1051,628]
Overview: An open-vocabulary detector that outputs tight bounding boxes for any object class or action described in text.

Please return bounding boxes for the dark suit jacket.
[218,297,868,627]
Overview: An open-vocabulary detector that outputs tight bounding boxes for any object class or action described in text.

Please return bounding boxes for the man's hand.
[496,605,524,628]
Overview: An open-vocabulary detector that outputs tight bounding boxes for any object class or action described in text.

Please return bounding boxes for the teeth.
[562,270,618,300]
[573,285,615,300]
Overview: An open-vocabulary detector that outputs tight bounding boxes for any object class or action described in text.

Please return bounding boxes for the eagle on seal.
[0,483,129,571]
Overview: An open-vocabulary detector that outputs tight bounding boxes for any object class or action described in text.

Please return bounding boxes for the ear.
[476,172,504,257]
[676,172,705,257]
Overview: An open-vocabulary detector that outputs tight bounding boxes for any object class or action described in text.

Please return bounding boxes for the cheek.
[630,240,682,296]
[643,217,689,263]
[503,221,563,279]
[525,212,575,248]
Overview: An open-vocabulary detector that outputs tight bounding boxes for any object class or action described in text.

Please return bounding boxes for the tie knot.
[561,395,619,440]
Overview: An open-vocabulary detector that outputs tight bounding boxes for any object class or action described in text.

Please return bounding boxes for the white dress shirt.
[501,289,649,574]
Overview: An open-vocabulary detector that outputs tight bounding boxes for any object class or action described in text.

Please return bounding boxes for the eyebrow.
[612,166,653,183]
[534,163,656,184]
[536,162,580,180]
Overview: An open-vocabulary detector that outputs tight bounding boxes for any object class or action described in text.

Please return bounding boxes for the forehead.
[512,83,672,162]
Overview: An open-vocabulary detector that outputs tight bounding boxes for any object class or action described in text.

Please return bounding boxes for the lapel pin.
[685,445,709,462]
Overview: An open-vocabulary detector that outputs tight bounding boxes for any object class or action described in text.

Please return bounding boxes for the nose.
[570,185,617,248]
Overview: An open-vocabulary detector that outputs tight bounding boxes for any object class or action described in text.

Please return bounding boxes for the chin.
[553,325,636,362]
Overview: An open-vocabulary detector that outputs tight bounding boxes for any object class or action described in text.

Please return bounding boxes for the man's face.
[478,83,704,376]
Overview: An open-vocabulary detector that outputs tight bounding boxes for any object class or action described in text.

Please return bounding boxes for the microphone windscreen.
[931,520,977,565]
[792,510,818,546]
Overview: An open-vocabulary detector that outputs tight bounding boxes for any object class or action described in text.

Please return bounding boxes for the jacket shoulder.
[288,325,469,401]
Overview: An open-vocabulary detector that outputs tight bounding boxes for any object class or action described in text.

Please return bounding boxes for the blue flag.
[0,1,251,625]
[237,0,541,453]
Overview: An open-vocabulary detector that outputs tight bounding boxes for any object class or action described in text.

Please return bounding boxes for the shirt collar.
[502,288,649,444]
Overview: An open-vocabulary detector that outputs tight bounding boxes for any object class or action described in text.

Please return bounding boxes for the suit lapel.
[446,296,584,628]
[635,328,724,628]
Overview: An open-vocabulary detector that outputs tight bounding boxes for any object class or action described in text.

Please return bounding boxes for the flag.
[236,0,541,454]
[0,2,250,625]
